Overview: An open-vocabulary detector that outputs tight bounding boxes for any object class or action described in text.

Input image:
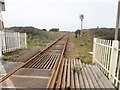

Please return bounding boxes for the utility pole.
[115,0,120,40]
[79,14,84,37]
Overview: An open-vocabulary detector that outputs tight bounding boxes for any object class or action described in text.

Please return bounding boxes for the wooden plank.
[73,59,80,88]
[70,59,75,88]
[56,58,65,88]
[85,65,100,88]
[84,67,94,88]
[47,38,69,88]
[67,59,71,88]
[80,64,90,88]
[89,65,105,89]
[77,59,85,88]
[95,66,115,88]
[92,65,110,88]
[47,51,65,88]
[61,59,67,88]
[12,75,50,79]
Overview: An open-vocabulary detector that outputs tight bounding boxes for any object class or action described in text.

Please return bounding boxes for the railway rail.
[1,34,69,88]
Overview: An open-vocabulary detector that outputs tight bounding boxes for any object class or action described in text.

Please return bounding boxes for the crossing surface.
[0,34,116,89]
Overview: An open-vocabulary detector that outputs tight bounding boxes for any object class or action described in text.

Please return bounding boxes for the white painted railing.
[0,30,27,57]
[93,38,120,88]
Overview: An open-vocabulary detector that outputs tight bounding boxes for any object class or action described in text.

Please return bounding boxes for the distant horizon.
[5,25,116,31]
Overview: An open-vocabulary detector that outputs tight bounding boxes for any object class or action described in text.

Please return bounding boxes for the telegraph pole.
[79,14,84,37]
[115,0,120,40]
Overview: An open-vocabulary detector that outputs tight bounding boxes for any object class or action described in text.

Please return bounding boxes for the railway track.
[1,34,69,88]
[0,33,116,89]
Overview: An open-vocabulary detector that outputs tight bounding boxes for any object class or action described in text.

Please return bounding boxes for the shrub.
[75,57,80,59]
[72,64,86,72]
[4,56,12,60]
[49,28,59,32]
[42,29,47,31]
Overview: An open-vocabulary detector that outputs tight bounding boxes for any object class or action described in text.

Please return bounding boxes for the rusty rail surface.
[47,37,69,88]
[0,34,67,83]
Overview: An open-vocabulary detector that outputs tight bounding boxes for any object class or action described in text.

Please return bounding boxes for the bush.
[75,29,81,38]
[4,56,12,60]
[72,64,86,72]
[75,29,81,35]
[75,57,80,59]
[42,29,47,31]
[49,28,59,32]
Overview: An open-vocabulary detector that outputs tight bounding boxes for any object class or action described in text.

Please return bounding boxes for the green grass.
[3,56,12,61]
[65,32,93,64]
[72,63,86,72]
[27,38,51,49]
[27,31,64,49]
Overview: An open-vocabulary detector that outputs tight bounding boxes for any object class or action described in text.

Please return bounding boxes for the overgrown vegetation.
[83,28,120,40]
[66,28,118,64]
[5,27,118,64]
[72,63,86,72]
[3,56,12,61]
[6,26,64,49]
[75,29,81,38]
[49,28,59,32]
[65,32,93,63]
[27,38,51,49]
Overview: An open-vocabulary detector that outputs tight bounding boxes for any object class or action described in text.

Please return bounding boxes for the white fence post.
[18,32,21,49]
[0,31,27,56]
[109,40,119,83]
[24,33,27,48]
[93,38,97,63]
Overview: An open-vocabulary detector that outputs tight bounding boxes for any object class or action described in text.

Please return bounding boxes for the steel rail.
[0,34,66,83]
[47,37,69,88]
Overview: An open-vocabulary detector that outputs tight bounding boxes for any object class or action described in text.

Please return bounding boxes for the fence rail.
[93,38,120,88]
[0,30,27,58]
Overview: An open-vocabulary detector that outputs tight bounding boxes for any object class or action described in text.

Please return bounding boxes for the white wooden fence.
[93,38,120,88]
[0,30,27,58]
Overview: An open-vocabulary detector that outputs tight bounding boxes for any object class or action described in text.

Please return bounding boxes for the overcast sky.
[2,0,119,31]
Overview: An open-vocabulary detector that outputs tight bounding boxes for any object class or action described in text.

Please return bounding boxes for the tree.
[42,29,47,31]
[49,28,59,32]
[75,29,81,38]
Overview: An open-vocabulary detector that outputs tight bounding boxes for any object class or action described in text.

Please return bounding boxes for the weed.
[72,64,86,72]
[4,56,12,60]
[72,65,80,72]
[15,55,19,57]
[75,57,80,59]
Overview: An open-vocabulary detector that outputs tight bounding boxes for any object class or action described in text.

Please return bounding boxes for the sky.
[2,0,119,31]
